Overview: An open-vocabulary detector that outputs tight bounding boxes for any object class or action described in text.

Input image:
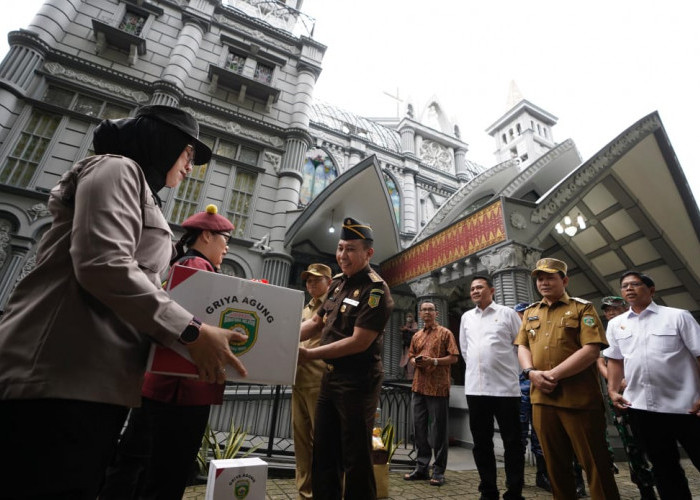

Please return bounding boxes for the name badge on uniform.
[343,297,359,307]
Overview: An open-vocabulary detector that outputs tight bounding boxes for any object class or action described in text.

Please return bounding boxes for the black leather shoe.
[403,469,429,481]
[536,471,552,492]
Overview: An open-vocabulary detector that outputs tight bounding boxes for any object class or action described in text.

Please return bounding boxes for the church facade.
[1,0,699,386]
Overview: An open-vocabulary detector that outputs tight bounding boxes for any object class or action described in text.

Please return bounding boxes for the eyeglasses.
[214,231,232,243]
[185,145,195,167]
[420,308,436,312]
[620,281,644,289]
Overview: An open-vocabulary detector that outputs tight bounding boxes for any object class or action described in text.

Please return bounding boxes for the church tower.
[485,81,557,167]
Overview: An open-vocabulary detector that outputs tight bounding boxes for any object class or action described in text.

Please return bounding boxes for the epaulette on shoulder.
[368,271,384,283]
[332,272,343,279]
[572,297,591,304]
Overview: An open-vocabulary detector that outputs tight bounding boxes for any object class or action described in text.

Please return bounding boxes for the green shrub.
[381,420,401,463]
[196,419,260,476]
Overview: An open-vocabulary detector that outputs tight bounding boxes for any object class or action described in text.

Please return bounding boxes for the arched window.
[299,148,338,206]
[383,173,401,225]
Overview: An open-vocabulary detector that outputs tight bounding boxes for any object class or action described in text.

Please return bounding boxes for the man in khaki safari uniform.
[515,258,619,500]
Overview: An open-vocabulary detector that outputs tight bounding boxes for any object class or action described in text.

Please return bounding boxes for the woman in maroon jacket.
[101,205,242,499]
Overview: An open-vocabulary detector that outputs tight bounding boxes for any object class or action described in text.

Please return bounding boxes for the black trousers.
[100,397,211,500]
[628,408,700,500]
[0,398,128,500]
[312,368,383,500]
[411,392,449,475]
[467,395,525,500]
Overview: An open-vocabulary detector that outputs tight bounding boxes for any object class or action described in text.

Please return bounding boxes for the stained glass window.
[384,173,400,225]
[227,52,246,74]
[299,148,338,206]
[119,11,146,36]
[254,62,273,84]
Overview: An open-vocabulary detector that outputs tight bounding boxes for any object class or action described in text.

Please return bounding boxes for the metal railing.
[222,0,316,38]
[208,380,415,462]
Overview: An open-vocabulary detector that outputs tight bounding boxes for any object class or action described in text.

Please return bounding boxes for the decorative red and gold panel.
[381,201,506,287]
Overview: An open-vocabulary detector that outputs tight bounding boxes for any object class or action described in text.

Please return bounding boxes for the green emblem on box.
[221,308,259,356]
[234,478,250,499]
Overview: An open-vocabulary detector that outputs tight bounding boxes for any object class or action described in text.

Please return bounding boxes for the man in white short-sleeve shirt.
[605,270,700,500]
[460,275,524,500]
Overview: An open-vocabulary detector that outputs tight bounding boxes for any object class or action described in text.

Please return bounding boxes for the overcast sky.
[3,0,699,200]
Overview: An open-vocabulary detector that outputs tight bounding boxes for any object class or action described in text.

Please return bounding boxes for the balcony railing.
[223,0,316,38]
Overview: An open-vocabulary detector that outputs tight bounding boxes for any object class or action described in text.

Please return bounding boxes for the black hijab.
[92,115,191,198]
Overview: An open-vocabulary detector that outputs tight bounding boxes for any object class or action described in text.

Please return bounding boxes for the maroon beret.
[182,204,234,232]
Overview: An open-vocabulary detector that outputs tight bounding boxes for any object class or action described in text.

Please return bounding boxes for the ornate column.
[291,61,321,129]
[260,253,293,287]
[0,31,50,144]
[154,13,207,104]
[25,0,79,51]
[408,276,449,327]
[454,147,469,183]
[268,128,312,251]
[401,161,419,235]
[478,243,541,307]
[414,135,423,158]
[399,126,415,155]
[150,81,183,107]
[0,31,49,93]
[265,57,320,259]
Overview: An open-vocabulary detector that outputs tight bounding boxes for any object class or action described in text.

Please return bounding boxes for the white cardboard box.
[147,265,304,385]
[205,457,268,500]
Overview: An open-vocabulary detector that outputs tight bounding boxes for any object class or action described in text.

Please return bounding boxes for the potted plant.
[372,420,401,499]
[196,418,260,479]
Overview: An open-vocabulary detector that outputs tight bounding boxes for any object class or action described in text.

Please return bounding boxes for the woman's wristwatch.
[178,316,202,344]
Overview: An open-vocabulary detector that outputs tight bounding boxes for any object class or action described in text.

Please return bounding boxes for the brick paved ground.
[183,458,700,499]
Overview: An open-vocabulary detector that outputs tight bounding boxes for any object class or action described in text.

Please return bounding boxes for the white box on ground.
[146,265,304,385]
[205,457,268,500]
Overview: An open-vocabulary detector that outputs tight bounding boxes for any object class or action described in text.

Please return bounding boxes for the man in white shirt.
[606,270,700,500]
[460,276,524,500]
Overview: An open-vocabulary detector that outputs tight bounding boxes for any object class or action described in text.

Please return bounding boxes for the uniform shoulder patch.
[582,315,596,326]
[368,288,384,308]
[368,271,384,283]
[572,297,591,304]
